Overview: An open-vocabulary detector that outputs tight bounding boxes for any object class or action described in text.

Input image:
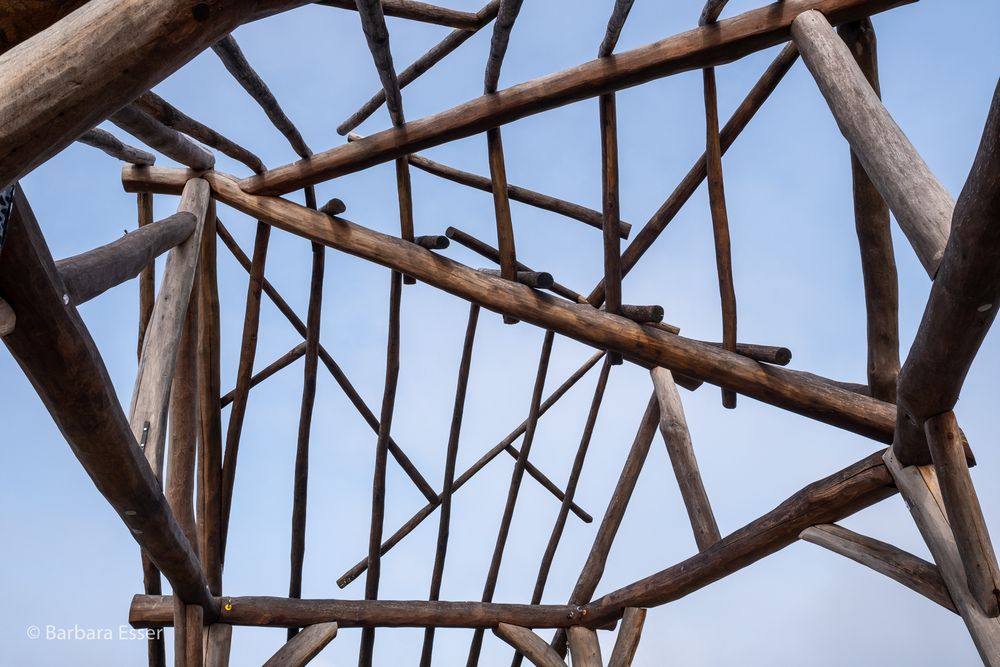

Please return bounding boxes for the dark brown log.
[264,622,338,667]
[110,106,215,170]
[600,91,623,365]
[894,80,1000,465]
[215,220,438,502]
[336,350,603,589]
[239,0,909,195]
[608,304,664,324]
[406,152,631,238]
[56,211,196,306]
[487,127,518,321]
[800,523,955,613]
[220,343,307,408]
[320,198,347,216]
[698,341,792,366]
[587,42,799,307]
[414,234,449,250]
[419,304,480,667]
[925,412,1000,616]
[212,35,312,159]
[587,450,896,619]
[197,199,223,596]
[337,0,501,135]
[480,268,554,289]
[483,0,524,94]
[699,0,730,25]
[495,624,567,667]
[359,270,403,667]
[468,330,555,666]
[608,607,646,667]
[288,242,325,639]
[598,0,636,57]
[703,65,737,409]
[77,128,156,166]
[133,92,265,174]
[320,0,480,29]
[0,298,14,337]
[131,595,588,629]
[138,192,156,358]
[0,185,214,611]
[837,19,899,403]
[126,167,900,445]
[355,0,405,127]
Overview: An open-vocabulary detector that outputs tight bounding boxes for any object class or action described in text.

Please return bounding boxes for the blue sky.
[2,0,999,664]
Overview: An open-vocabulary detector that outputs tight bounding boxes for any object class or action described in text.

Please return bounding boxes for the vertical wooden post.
[599,92,623,365]
[138,192,156,358]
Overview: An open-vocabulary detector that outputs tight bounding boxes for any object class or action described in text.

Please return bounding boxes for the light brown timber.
[111,106,215,171]
[567,627,603,667]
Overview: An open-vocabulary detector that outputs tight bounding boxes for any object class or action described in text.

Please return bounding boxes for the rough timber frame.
[1,0,998,665]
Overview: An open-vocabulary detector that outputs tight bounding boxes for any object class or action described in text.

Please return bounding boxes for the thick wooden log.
[320,0,480,29]
[698,341,791,366]
[925,412,1000,617]
[134,92,265,174]
[125,167,900,444]
[132,595,588,629]
[212,35,312,159]
[586,450,896,619]
[220,343,307,408]
[406,152,631,238]
[419,305,480,667]
[487,127,519,318]
[468,331,555,665]
[414,234,449,250]
[178,602,204,667]
[77,128,156,165]
[837,19,898,403]
[884,449,1000,665]
[699,0,730,25]
[480,268,553,289]
[894,80,1000,465]
[587,42,800,307]
[0,1,90,55]
[337,0,501,135]
[56,211,196,306]
[336,351,604,589]
[568,627,603,667]
[792,10,952,276]
[111,106,215,171]
[651,368,720,551]
[608,607,646,667]
[205,624,233,667]
[0,297,14,337]
[0,185,214,610]
[495,623,567,667]
[598,0,636,57]
[263,622,338,667]
[800,523,955,612]
[240,0,912,195]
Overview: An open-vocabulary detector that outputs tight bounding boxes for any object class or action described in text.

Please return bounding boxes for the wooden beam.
[699,0,730,25]
[800,523,955,612]
[77,128,156,166]
[355,0,405,127]
[56,211,196,306]
[125,167,899,444]
[205,624,233,667]
[132,595,589,629]
[494,623,567,667]
[884,449,1000,665]
[0,1,91,55]
[599,91,623,364]
[483,0,524,94]
[894,80,1000,465]
[166,289,200,551]
[320,0,480,29]
[337,0,501,135]
[598,0,636,58]
[791,9,952,277]
[240,0,914,195]
[173,600,204,667]
[137,192,156,357]
[568,627,603,667]
[0,185,215,611]
[925,412,1000,616]
[0,297,14,337]
[111,106,215,170]
[263,622,338,667]
[650,367,720,551]
[608,607,646,667]
[837,19,899,403]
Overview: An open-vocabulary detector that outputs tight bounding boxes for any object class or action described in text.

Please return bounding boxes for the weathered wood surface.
[884,449,1000,665]
[487,127,518,305]
[240,0,912,195]
[111,106,215,170]
[262,622,338,667]
[0,186,214,610]
[484,0,524,94]
[800,523,955,612]
[699,0,730,25]
[137,192,156,357]
[587,450,896,619]
[651,368,720,551]
[925,412,1000,617]
[0,298,14,337]
[479,268,553,289]
[495,623,567,667]
[166,289,200,550]
[320,0,480,29]
[205,623,233,667]
[56,211,196,306]
[0,1,90,55]
[894,80,1000,465]
[355,0,405,127]
[792,9,952,277]
[598,0,636,58]
[221,343,307,408]
[126,167,899,444]
[837,19,899,403]
[77,128,156,165]
[568,626,603,667]
[131,595,589,629]
[608,607,646,667]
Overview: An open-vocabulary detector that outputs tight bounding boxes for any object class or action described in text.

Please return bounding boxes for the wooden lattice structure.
[1,0,998,665]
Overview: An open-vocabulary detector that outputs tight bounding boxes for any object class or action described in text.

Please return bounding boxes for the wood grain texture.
[77,128,156,165]
[111,105,215,170]
[608,607,646,667]
[598,0,636,57]
[568,627,603,667]
[263,622,338,667]
[355,0,405,127]
[600,91,623,367]
[321,0,480,29]
[495,623,567,667]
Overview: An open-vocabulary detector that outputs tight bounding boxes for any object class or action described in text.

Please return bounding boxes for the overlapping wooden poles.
[77,129,156,166]
[321,0,481,29]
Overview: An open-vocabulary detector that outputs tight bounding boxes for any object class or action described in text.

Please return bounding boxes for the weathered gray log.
[56,211,196,306]
[480,268,554,289]
[110,106,215,170]
[699,0,730,25]
[495,623,567,667]
[319,0,480,29]
[77,128,156,165]
[792,9,952,277]
[484,0,524,94]
[0,185,214,611]
[354,0,405,127]
[414,234,449,250]
[263,622,338,667]
[608,607,646,667]
[320,198,347,216]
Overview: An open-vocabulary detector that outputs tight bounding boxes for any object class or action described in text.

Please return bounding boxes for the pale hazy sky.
[2,1,999,665]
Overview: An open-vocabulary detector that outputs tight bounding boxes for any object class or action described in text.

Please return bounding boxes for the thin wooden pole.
[78,128,156,166]
[419,304,480,667]
[138,192,156,358]
[321,0,481,29]
[599,91,623,364]
[221,343,307,408]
